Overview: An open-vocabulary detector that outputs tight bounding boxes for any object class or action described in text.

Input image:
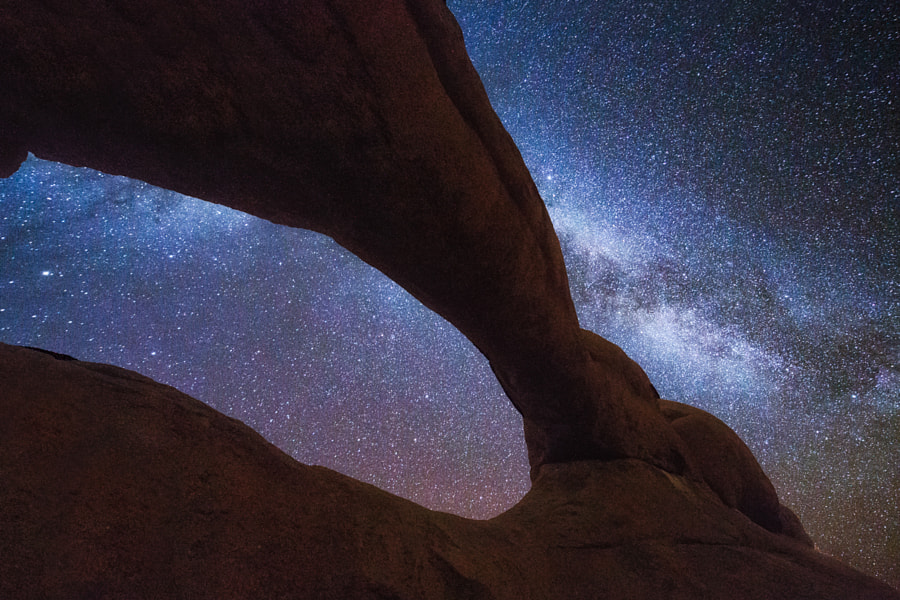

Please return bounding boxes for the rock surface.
[2,344,897,599]
[659,399,811,542]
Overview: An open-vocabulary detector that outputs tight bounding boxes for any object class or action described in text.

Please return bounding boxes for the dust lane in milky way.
[0,0,897,587]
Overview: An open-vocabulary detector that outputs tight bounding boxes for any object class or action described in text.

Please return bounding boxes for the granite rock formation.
[0,0,896,596]
[3,343,897,599]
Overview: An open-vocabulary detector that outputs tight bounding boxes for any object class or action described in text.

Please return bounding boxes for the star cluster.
[1,0,897,587]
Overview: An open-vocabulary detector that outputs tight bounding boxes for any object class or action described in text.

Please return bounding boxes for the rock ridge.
[2,344,897,599]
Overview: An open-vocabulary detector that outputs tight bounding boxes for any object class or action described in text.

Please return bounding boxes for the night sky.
[1,0,897,587]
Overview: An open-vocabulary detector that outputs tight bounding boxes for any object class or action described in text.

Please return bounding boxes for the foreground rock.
[2,344,896,599]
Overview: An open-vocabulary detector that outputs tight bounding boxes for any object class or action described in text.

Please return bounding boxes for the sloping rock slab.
[1,343,896,599]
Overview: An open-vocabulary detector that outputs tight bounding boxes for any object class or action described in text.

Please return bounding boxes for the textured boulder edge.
[2,343,898,599]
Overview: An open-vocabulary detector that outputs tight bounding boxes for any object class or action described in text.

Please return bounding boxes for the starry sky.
[1,0,897,587]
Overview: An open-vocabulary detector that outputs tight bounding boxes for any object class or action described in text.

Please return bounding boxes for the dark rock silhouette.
[659,399,811,542]
[0,0,896,596]
[3,344,897,599]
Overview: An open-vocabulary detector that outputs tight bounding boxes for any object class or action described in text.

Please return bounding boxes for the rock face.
[2,344,897,599]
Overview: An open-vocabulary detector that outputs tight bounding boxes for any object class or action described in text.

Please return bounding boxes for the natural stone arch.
[0,0,686,475]
[0,0,811,539]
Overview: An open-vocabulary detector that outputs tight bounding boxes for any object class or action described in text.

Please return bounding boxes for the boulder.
[660,399,812,544]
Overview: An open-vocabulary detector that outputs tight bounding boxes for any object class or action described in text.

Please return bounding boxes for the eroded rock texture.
[2,344,896,599]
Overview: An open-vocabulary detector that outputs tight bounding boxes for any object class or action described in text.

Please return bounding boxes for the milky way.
[1,0,897,586]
